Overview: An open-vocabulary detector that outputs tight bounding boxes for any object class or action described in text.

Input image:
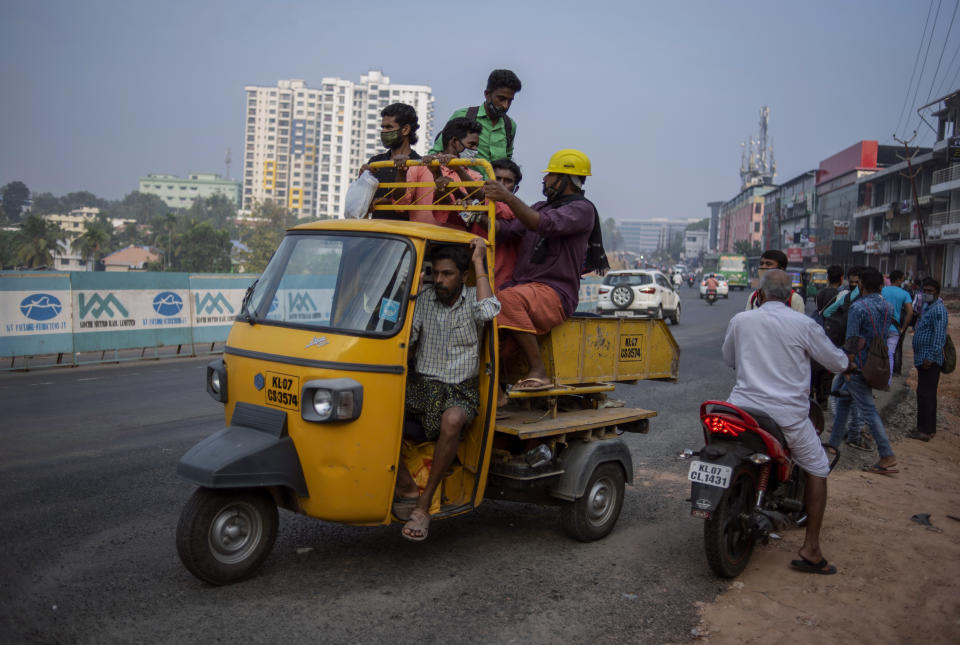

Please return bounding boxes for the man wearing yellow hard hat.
[483,148,608,393]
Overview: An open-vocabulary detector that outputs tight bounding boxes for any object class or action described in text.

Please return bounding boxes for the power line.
[895,0,936,138]
[932,27,960,98]
[926,0,960,102]
[905,0,943,139]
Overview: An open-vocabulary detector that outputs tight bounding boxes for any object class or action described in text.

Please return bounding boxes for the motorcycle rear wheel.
[704,465,757,578]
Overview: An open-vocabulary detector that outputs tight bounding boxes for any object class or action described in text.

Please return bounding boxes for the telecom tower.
[739,106,776,190]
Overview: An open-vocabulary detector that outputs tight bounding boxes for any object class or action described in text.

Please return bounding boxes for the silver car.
[597,270,680,324]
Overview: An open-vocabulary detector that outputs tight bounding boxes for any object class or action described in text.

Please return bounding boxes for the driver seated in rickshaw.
[394,240,499,542]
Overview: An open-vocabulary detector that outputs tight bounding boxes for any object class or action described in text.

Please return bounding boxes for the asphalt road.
[0,286,753,644]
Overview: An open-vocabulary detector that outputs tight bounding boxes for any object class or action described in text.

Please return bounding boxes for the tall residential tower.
[241,71,434,219]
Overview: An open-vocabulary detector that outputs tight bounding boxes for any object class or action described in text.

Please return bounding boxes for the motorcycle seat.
[738,407,788,448]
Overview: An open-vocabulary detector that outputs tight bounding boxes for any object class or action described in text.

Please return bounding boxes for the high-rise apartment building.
[241,71,434,219]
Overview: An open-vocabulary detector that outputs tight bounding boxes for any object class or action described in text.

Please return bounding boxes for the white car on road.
[597,270,680,324]
[699,273,729,299]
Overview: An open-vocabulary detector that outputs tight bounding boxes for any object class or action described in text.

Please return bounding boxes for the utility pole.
[893,131,928,276]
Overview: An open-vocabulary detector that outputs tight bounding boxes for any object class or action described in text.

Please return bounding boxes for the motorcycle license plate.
[687,461,732,488]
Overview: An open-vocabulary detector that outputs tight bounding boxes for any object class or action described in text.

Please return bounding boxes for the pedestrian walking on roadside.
[827,267,898,474]
[908,277,948,442]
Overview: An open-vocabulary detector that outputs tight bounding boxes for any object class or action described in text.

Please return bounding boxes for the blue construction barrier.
[1,271,257,367]
[2,271,603,368]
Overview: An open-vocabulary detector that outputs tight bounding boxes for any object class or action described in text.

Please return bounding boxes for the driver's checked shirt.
[410,284,500,384]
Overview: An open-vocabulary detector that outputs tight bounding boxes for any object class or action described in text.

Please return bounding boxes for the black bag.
[860,306,891,391]
[943,334,956,374]
[822,291,858,347]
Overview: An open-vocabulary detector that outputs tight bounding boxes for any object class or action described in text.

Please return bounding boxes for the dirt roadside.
[691,298,960,645]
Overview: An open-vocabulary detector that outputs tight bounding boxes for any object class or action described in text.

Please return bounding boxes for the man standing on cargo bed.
[430,69,522,162]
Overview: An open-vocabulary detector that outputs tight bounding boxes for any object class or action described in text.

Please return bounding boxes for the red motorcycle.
[683,400,827,577]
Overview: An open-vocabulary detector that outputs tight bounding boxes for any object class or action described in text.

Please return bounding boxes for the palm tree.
[16,215,67,268]
[74,219,114,270]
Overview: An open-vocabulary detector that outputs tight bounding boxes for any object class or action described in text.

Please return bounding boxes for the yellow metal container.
[538,317,679,385]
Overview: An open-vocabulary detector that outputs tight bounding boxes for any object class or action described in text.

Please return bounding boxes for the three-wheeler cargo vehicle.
[176,159,679,584]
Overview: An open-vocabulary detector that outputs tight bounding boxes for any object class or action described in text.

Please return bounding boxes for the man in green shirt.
[430,69,522,161]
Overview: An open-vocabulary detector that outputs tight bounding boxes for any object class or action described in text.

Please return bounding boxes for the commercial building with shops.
[853,90,960,287]
[806,141,900,269]
[717,185,773,253]
[762,170,817,255]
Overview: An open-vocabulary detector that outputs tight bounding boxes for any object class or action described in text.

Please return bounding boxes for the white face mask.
[459,147,479,160]
[922,293,935,303]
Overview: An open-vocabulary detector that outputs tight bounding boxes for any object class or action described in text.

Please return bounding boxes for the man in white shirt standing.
[722,269,849,575]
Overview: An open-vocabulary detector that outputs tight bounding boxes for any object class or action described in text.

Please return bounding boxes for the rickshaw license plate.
[264,371,300,411]
[687,461,731,488]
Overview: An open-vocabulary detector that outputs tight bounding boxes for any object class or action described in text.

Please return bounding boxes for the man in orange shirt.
[421,117,484,230]
[472,158,522,290]
[360,103,435,223]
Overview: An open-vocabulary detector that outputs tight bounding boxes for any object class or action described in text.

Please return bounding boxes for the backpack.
[432,106,516,155]
[860,303,891,391]
[530,194,609,276]
[822,290,859,347]
[465,105,515,152]
[943,334,956,374]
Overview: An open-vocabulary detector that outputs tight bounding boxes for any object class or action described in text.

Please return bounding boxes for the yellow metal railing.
[367,158,496,247]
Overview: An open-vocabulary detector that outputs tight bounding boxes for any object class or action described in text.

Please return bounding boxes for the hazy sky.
[2,0,957,221]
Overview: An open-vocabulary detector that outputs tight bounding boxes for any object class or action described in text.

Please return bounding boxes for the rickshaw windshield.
[246,233,414,336]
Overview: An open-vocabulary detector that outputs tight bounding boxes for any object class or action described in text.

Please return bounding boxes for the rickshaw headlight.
[206,359,227,403]
[312,389,333,419]
[301,378,363,423]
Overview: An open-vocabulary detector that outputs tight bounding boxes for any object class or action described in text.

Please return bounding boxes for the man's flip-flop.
[510,378,554,392]
[863,463,899,475]
[790,557,837,575]
[401,507,430,542]
[392,496,418,521]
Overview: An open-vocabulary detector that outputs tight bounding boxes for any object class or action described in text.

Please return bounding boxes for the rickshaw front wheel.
[176,488,278,586]
[560,462,625,542]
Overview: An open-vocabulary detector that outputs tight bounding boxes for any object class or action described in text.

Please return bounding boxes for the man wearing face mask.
[909,277,948,442]
[421,117,484,230]
[471,158,523,290]
[360,103,436,223]
[482,149,608,391]
[429,69,522,163]
[746,249,805,312]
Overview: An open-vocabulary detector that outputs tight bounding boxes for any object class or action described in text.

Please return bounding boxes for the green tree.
[732,240,761,256]
[0,230,18,269]
[1,181,30,223]
[74,218,115,270]
[115,220,149,247]
[30,192,63,216]
[685,217,709,232]
[62,191,107,213]
[111,191,170,223]
[600,217,624,251]
[171,219,232,272]
[187,194,237,233]
[15,214,66,267]
[244,201,296,273]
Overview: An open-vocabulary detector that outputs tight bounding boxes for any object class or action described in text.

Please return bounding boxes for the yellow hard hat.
[542,148,591,176]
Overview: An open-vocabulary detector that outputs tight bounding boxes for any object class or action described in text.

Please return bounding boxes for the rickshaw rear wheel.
[560,462,625,542]
[176,488,278,586]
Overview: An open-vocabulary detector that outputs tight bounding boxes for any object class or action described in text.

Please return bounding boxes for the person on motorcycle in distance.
[705,274,719,292]
[721,269,850,575]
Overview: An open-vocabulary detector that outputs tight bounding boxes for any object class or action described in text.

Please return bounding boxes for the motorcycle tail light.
[704,414,748,437]
[639,287,656,294]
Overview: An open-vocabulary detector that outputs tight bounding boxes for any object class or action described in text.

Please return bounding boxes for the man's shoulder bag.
[861,306,891,391]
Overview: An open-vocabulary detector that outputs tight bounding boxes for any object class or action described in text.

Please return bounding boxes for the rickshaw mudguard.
[547,439,633,502]
[177,402,308,497]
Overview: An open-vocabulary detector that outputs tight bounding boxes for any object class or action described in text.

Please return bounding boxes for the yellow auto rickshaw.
[175,160,678,585]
